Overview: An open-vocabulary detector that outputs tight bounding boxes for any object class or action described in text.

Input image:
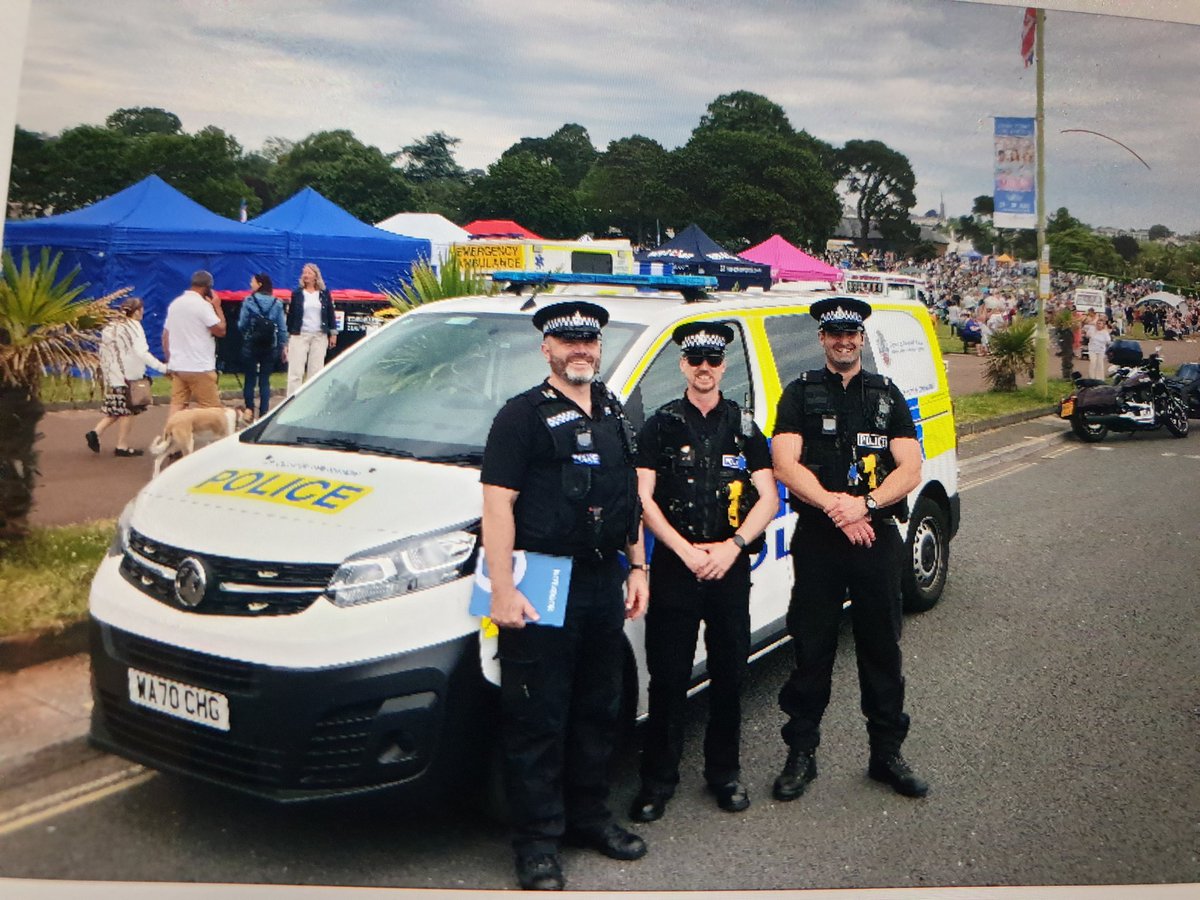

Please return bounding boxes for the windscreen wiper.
[293,436,416,458]
[425,451,484,466]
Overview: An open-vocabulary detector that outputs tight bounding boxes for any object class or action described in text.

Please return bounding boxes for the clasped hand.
[824,493,875,547]
[684,540,740,580]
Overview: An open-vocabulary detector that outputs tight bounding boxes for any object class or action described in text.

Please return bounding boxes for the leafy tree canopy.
[105,107,182,137]
[462,151,583,238]
[694,90,795,140]
[272,129,414,223]
[1148,223,1172,240]
[972,194,994,216]
[401,131,465,183]
[577,135,669,244]
[838,139,918,243]
[1112,233,1140,263]
[501,123,597,190]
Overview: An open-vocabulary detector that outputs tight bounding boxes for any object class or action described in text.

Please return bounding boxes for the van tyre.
[902,498,949,613]
[1070,412,1108,443]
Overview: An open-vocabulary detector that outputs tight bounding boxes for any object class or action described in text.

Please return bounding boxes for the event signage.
[452,243,526,271]
[993,117,1036,230]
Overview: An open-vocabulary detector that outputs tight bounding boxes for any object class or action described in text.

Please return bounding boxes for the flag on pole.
[1021,7,1036,67]
[239,198,248,223]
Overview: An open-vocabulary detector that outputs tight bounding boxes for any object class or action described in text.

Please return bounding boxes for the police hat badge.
[809,296,872,333]
[532,301,610,341]
[671,321,735,355]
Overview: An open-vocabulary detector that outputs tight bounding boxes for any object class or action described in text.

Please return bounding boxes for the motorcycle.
[1057,344,1189,443]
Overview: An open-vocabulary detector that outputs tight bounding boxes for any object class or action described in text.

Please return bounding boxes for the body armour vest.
[650,397,762,548]
[512,382,640,557]
[793,369,907,521]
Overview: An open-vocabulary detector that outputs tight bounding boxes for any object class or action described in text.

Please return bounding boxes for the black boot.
[868,751,929,798]
[515,851,565,891]
[771,748,817,802]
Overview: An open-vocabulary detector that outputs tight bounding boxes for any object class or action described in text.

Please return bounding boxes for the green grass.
[953,380,1072,424]
[0,521,115,635]
[39,372,287,404]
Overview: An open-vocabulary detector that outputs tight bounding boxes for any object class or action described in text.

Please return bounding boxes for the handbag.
[126,377,153,410]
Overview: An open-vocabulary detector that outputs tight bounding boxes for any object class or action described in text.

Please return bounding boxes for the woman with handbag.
[86,297,165,457]
[238,272,287,423]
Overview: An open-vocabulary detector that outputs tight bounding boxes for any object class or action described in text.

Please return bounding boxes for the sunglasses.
[685,352,725,367]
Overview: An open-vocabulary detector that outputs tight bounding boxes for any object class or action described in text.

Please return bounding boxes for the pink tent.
[741,235,842,282]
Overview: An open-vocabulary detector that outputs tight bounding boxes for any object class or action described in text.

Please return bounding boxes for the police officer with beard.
[769,297,929,802]
[481,300,650,892]
[628,322,778,822]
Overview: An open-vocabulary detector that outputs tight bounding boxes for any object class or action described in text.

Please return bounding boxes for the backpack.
[245,297,276,353]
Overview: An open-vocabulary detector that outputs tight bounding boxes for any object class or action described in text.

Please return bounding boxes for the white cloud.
[15,0,1200,232]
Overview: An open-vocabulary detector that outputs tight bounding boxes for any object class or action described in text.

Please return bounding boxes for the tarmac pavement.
[2,338,1196,788]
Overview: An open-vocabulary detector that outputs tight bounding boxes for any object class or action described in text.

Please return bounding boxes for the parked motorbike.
[1057,344,1189,443]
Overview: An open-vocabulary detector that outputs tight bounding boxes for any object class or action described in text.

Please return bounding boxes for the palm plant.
[0,248,124,540]
[383,254,493,313]
[983,316,1036,392]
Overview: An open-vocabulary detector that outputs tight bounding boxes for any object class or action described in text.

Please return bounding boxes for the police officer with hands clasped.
[480,300,650,892]
[769,297,929,802]
[629,322,778,822]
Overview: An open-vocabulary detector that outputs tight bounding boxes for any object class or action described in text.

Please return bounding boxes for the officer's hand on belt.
[694,540,740,580]
[490,585,540,629]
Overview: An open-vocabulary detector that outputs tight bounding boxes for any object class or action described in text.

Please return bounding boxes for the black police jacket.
[790,368,907,521]
[512,382,640,557]
[646,397,761,547]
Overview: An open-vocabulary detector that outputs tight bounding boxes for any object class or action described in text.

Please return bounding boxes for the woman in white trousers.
[285,262,337,396]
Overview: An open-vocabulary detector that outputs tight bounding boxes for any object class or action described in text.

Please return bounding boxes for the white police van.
[88,272,958,800]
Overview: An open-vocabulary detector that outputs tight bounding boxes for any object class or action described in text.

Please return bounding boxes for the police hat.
[532,301,609,340]
[810,296,872,333]
[672,321,735,354]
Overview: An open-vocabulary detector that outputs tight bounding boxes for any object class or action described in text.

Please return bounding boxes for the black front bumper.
[89,618,477,801]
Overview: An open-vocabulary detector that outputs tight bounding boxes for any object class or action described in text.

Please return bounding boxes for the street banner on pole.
[993,116,1036,230]
[1021,7,1037,67]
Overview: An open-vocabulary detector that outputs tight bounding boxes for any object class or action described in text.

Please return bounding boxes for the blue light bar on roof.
[491,271,718,290]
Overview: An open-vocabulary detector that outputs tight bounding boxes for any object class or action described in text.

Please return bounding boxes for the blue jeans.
[242,351,276,417]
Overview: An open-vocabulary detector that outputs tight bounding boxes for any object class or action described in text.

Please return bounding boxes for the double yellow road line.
[0,766,154,838]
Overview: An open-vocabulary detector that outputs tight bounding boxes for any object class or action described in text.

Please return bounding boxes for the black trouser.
[779,519,910,756]
[639,547,750,796]
[241,350,275,417]
[497,555,626,856]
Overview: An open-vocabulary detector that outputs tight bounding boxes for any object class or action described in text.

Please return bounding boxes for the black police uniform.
[635,395,771,796]
[480,378,640,856]
[773,366,917,756]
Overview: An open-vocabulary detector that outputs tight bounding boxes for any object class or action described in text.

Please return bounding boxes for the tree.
[694,90,796,140]
[105,107,182,137]
[42,125,136,211]
[659,130,840,248]
[7,127,53,215]
[1112,234,1140,263]
[837,139,918,243]
[501,123,597,189]
[1148,224,1172,241]
[462,151,584,238]
[576,135,669,244]
[272,130,414,223]
[0,249,122,540]
[401,131,465,183]
[124,125,250,216]
[971,194,994,216]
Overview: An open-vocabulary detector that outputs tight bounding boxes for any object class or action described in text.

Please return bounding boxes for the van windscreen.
[249,312,643,464]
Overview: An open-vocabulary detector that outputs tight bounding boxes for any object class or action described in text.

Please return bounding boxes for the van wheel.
[902,498,949,613]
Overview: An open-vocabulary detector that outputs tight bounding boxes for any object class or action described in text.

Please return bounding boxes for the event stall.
[740,234,842,284]
[375,211,470,268]
[637,224,772,291]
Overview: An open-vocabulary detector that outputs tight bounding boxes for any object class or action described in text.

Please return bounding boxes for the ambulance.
[450,238,636,277]
[88,272,958,801]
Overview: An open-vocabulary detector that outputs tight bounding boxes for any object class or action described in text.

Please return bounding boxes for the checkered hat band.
[819,307,864,327]
[680,332,726,352]
[543,311,600,334]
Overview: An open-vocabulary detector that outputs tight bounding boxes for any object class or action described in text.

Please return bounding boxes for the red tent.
[463,219,544,240]
[741,234,842,283]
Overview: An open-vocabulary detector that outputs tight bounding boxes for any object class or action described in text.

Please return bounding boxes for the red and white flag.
[1021,7,1037,67]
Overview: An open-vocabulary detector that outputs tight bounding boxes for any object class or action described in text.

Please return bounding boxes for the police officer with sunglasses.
[628,322,778,822]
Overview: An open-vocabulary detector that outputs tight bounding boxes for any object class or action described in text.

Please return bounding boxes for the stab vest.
[793,369,907,521]
[512,382,640,558]
[650,397,762,548]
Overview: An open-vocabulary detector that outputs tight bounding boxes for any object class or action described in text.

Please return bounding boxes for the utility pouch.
[561,465,591,500]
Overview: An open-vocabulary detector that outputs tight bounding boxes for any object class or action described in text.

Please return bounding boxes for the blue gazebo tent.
[2,175,286,352]
[248,188,430,292]
[636,224,772,290]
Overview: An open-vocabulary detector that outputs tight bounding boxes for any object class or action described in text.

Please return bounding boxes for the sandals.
[114,448,145,457]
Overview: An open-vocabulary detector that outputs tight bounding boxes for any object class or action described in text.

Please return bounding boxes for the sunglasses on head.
[685,352,725,367]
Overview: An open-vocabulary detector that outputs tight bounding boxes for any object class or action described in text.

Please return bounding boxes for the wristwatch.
[731,534,747,550]
[864,492,879,512]
[628,563,650,574]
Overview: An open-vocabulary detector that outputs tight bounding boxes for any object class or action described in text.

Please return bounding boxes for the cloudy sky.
[13,0,1200,233]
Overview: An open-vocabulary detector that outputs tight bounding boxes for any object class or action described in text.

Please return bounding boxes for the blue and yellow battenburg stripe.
[190,469,372,514]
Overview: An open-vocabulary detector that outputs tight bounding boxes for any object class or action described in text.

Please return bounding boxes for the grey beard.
[564,368,595,385]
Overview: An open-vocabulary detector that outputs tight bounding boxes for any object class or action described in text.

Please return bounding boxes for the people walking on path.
[85,297,165,457]
[237,273,287,422]
[1088,317,1113,381]
[161,270,226,415]
[285,262,336,397]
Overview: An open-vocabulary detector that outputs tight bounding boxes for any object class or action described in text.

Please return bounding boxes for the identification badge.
[572,452,601,466]
[822,415,837,435]
[722,454,747,470]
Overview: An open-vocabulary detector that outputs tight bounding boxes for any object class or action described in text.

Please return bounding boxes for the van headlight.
[325,522,479,608]
[108,500,135,558]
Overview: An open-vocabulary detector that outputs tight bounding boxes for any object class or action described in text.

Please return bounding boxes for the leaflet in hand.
[469,551,572,628]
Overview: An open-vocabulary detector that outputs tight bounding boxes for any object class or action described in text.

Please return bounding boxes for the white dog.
[150,407,238,477]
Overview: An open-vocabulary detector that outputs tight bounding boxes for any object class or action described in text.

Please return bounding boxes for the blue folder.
[469,551,573,628]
